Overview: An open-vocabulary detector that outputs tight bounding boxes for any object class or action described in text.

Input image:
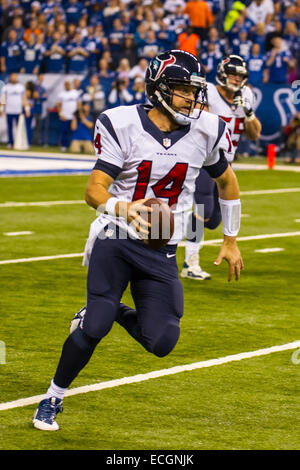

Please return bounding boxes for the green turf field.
[0,169,299,450]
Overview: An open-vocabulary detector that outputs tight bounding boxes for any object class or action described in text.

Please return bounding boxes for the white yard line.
[255,248,284,253]
[0,253,84,265]
[240,188,300,196]
[1,231,300,265]
[0,188,299,208]
[0,340,299,411]
[0,200,85,208]
[3,231,33,236]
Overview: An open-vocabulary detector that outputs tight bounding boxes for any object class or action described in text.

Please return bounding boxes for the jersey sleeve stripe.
[98,113,121,148]
[203,149,228,178]
[212,118,226,151]
[93,159,122,179]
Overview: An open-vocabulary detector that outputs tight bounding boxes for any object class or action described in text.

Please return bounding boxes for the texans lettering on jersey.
[92,104,233,245]
[206,82,255,157]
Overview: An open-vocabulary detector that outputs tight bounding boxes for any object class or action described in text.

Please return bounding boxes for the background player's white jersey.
[206,82,255,159]
[92,104,232,245]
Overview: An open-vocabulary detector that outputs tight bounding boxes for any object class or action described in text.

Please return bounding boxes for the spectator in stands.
[224,1,246,35]
[24,17,42,43]
[201,27,228,56]
[0,72,30,148]
[134,23,147,50]
[164,4,190,35]
[177,25,200,57]
[283,112,300,164]
[231,28,252,59]
[184,0,214,40]
[156,20,177,51]
[252,22,267,54]
[66,23,77,43]
[86,26,103,74]
[282,21,300,83]
[77,17,88,39]
[67,32,89,75]
[44,31,66,73]
[265,36,296,83]
[129,57,149,81]
[32,73,47,146]
[116,57,131,81]
[283,21,300,62]
[120,35,138,68]
[82,74,106,122]
[143,8,160,32]
[2,15,24,42]
[201,42,222,83]
[107,77,134,108]
[69,102,94,155]
[246,43,267,85]
[56,80,80,151]
[65,0,87,25]
[137,29,161,60]
[0,29,22,74]
[246,0,275,26]
[98,56,116,93]
[121,11,136,36]
[20,33,44,75]
[131,76,147,105]
[109,17,126,66]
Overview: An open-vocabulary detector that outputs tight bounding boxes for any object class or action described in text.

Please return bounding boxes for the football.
[141,198,174,249]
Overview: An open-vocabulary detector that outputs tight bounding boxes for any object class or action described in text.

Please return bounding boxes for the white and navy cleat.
[33,397,63,431]
[181,255,211,281]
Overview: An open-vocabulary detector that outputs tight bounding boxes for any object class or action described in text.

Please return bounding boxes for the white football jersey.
[92,104,233,245]
[206,82,255,159]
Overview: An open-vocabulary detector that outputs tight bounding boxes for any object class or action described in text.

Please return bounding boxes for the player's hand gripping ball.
[140,198,174,249]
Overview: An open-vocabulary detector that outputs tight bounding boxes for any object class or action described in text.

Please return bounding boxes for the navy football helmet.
[145,50,207,126]
[216,55,248,92]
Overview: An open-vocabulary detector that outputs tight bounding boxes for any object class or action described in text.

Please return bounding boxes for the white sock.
[185,240,202,263]
[45,379,68,401]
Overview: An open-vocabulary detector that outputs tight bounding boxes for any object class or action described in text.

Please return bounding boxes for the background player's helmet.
[216,55,249,92]
[145,50,207,126]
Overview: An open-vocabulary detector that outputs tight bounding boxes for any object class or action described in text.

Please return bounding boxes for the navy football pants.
[54,230,184,388]
[84,232,184,357]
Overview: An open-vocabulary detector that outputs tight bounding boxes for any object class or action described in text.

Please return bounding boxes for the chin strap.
[154,90,192,126]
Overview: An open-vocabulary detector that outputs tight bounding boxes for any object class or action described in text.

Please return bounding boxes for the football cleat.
[70,306,86,333]
[33,397,63,431]
[181,255,211,280]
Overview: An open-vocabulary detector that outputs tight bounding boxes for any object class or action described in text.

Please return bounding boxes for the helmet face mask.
[216,55,249,93]
[145,50,207,126]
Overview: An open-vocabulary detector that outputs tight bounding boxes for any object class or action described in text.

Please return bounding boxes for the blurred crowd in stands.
[0,0,299,153]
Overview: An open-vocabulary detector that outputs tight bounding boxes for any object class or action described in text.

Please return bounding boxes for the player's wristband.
[219,198,241,237]
[105,197,119,216]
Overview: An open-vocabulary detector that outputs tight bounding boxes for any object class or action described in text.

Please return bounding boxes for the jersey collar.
[137,104,191,150]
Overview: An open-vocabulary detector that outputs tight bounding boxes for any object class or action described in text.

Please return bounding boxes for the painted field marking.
[0,188,299,209]
[0,200,85,208]
[295,219,300,223]
[239,188,300,196]
[0,253,84,265]
[0,340,299,412]
[1,231,300,265]
[3,231,33,236]
[255,248,284,253]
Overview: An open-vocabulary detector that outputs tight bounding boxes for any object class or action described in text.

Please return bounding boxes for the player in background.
[32,50,243,431]
[181,55,261,280]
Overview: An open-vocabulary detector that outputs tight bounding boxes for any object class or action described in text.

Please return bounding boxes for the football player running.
[33,50,244,431]
[181,55,261,281]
